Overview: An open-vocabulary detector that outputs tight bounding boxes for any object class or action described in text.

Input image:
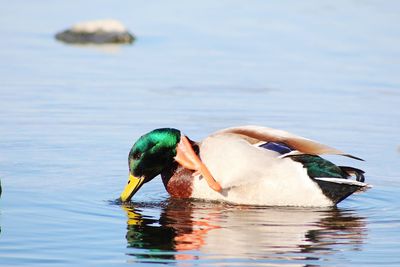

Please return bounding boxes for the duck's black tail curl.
[339,166,365,182]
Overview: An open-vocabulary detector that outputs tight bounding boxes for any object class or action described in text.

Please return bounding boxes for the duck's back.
[191,133,334,206]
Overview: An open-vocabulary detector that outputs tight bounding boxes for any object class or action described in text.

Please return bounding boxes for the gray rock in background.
[55,19,135,44]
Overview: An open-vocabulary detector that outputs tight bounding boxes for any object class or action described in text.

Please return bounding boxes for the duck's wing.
[212,125,363,161]
[199,133,290,190]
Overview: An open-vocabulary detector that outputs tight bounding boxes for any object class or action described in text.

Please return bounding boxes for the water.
[1,1,400,266]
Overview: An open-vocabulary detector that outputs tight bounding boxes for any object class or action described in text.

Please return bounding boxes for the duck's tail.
[313,177,371,205]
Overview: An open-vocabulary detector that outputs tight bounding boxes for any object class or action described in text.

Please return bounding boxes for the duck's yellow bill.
[120,173,145,202]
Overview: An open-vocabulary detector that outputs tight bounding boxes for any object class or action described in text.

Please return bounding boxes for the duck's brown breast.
[161,164,194,198]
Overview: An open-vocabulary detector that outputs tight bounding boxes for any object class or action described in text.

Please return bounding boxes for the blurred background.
[0,1,399,266]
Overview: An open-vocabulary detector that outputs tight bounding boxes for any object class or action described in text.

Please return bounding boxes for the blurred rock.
[55,19,135,44]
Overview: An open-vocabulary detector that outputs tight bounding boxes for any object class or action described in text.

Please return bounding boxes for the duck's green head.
[120,128,181,202]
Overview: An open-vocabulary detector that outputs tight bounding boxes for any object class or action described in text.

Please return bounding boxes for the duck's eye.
[133,151,142,160]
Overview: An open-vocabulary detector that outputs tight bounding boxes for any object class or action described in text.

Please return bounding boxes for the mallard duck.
[120,126,369,206]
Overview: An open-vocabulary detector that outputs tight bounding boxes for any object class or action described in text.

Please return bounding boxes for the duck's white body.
[187,126,368,207]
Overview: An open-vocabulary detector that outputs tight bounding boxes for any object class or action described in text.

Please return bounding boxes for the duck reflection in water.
[123,199,220,261]
[122,199,366,263]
